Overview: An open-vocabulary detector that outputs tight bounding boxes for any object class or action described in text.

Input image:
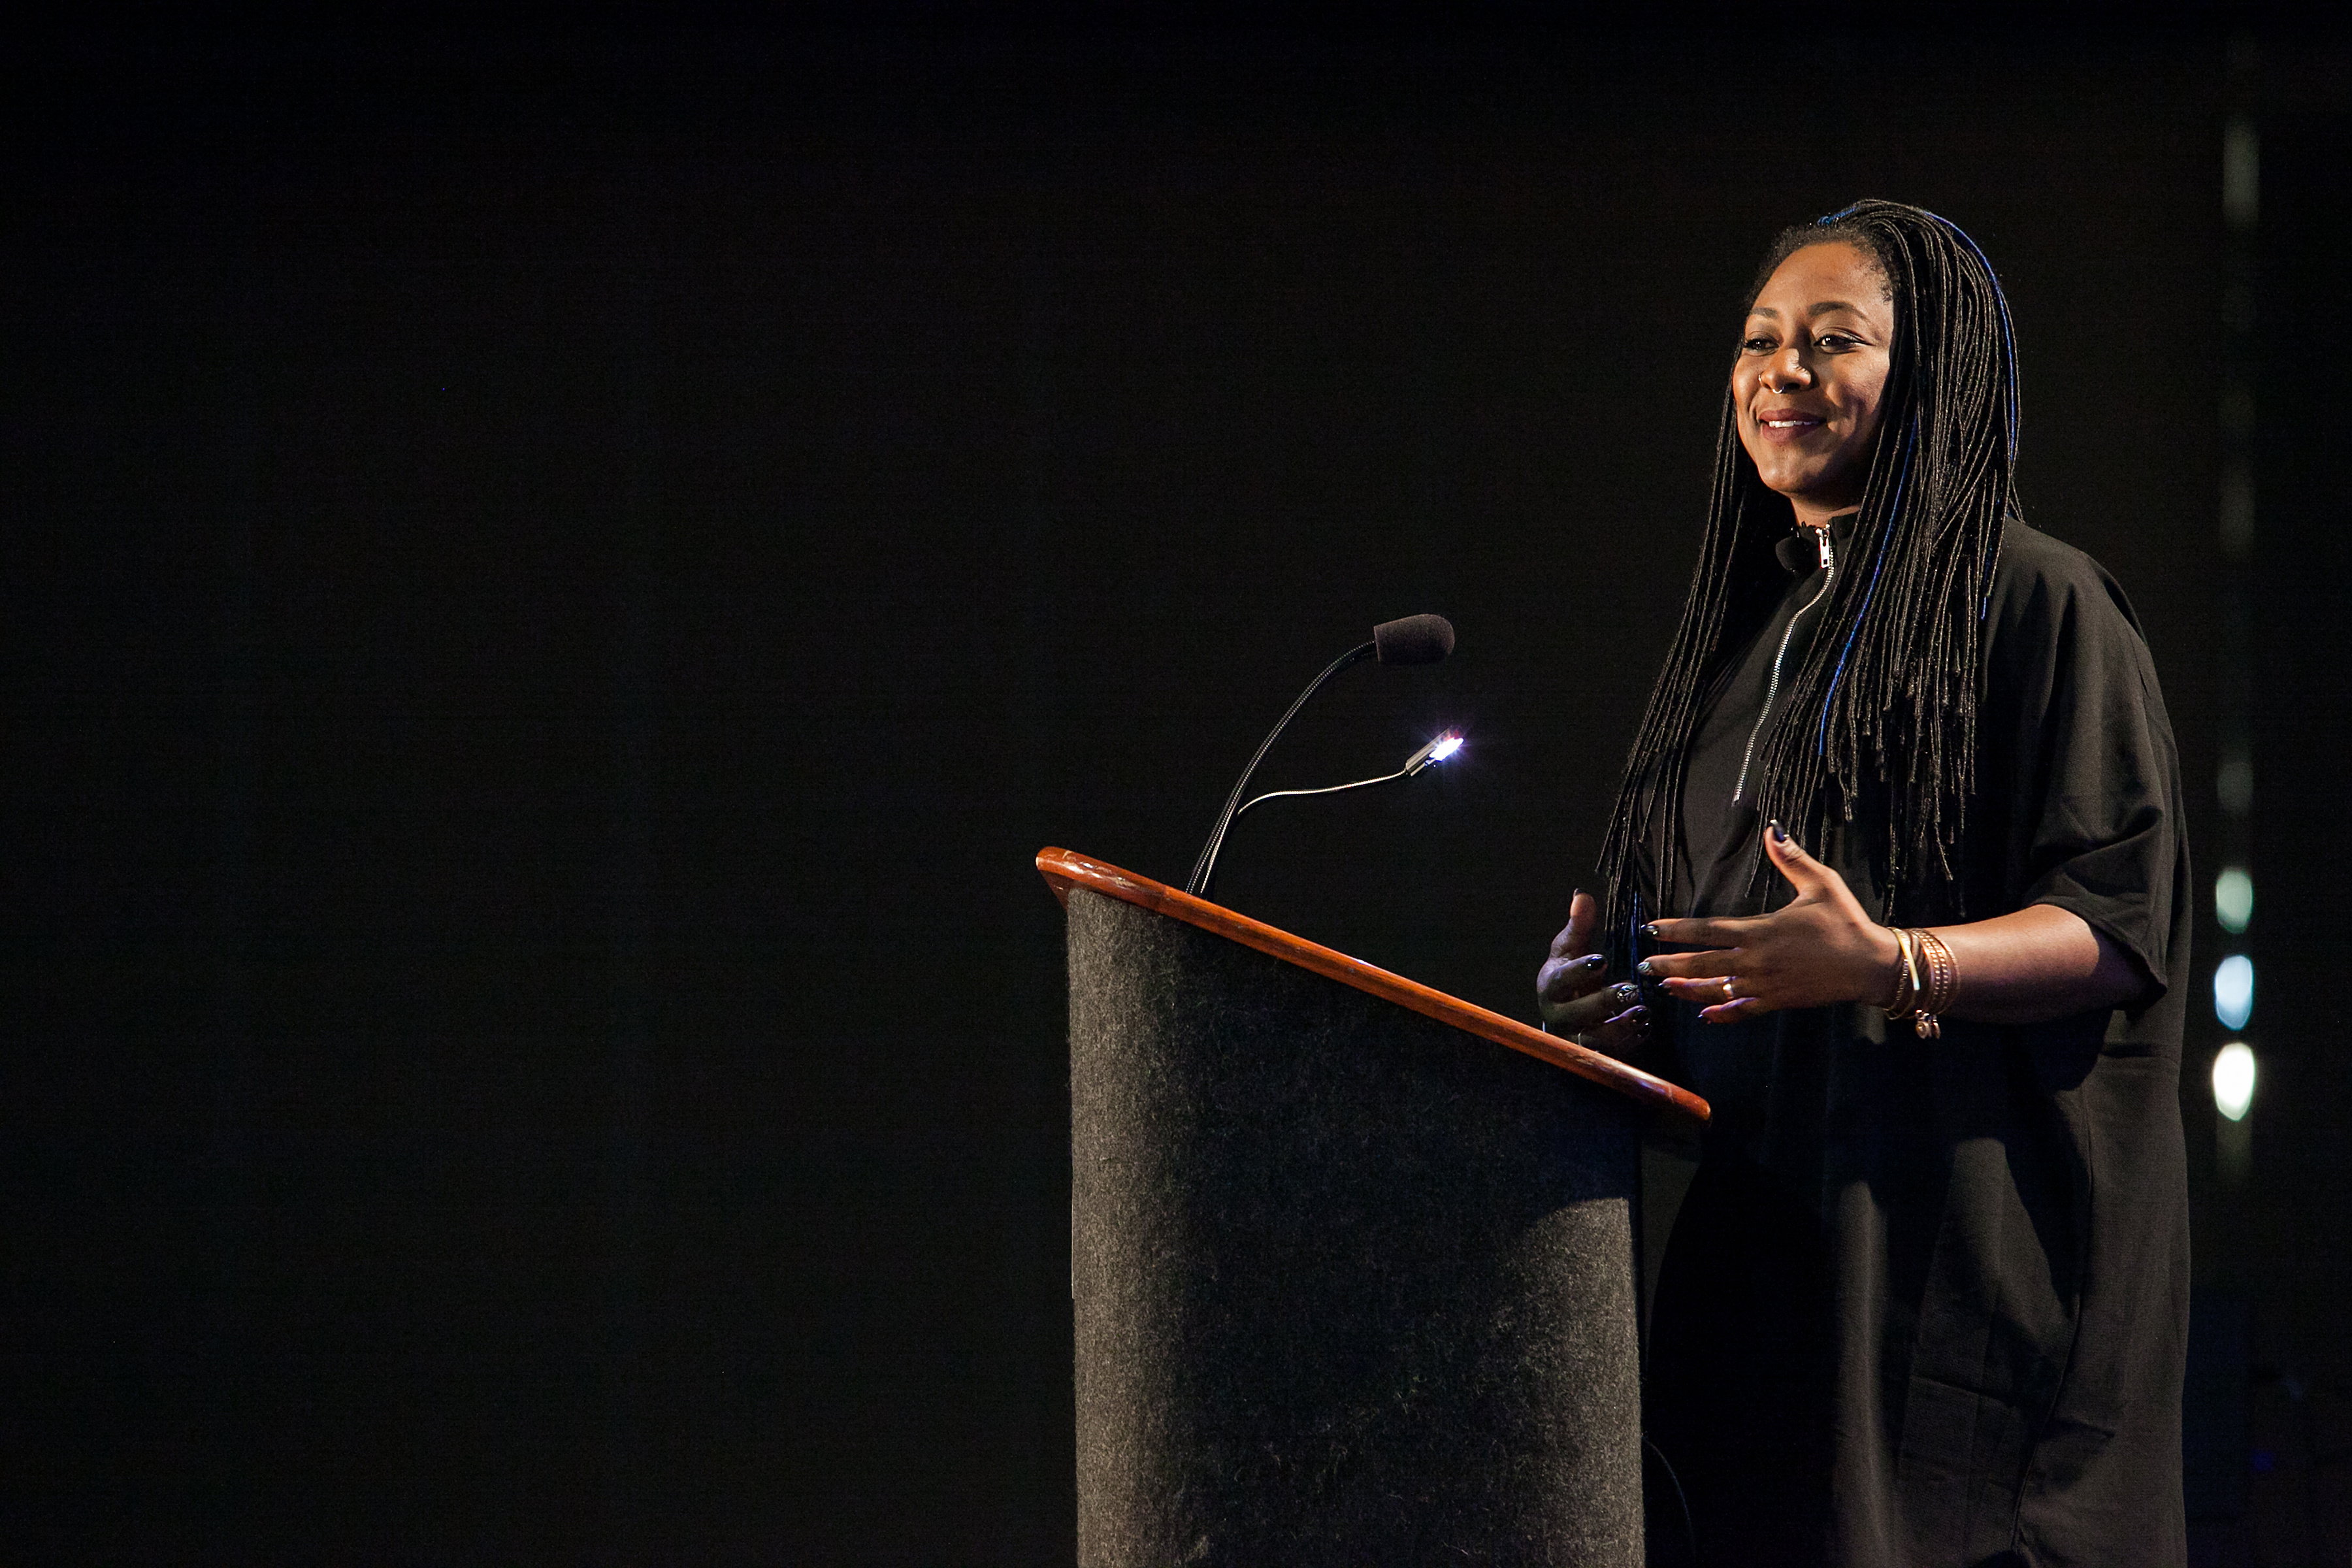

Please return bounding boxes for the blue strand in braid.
[1925,210,2021,463]
[1818,417,1916,755]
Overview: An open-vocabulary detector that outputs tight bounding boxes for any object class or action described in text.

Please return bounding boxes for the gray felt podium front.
[1039,849,1710,1567]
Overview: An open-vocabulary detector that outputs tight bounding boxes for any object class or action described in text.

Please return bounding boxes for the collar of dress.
[1773,509,1861,576]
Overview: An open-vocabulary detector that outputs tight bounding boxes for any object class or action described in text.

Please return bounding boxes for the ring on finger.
[1721,976,1739,1000]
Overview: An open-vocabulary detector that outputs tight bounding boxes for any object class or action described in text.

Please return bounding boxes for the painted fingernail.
[1612,983,1639,1004]
[1636,958,1656,977]
[1581,953,1607,970]
[1769,819,1788,843]
[1629,1005,1648,1021]
[1640,921,1660,938]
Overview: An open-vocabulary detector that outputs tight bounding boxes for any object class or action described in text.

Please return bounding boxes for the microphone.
[1184,614,1458,900]
[1373,612,1455,667]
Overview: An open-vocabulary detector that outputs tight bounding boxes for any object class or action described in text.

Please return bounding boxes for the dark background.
[7,12,2347,1563]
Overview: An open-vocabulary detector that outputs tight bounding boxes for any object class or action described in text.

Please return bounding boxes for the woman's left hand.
[1641,823,1900,1022]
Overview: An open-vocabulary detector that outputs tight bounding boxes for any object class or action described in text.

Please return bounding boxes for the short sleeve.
[1976,529,2189,1003]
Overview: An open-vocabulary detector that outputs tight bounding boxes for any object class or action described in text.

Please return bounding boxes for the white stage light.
[2213,1042,2256,1122]
[2215,867,2253,934]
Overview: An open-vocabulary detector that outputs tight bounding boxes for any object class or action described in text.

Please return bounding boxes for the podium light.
[2213,955,2254,1030]
[1404,731,1465,774]
[1203,732,1471,899]
[2213,1042,2256,1121]
[1235,730,1468,820]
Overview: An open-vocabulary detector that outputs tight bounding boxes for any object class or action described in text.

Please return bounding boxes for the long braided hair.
[1595,200,2022,938]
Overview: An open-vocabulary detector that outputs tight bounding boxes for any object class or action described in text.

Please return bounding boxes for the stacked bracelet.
[1882,926,1958,1039]
[1881,928,1916,1013]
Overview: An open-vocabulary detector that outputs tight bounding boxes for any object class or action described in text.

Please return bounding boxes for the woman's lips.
[1754,407,1829,443]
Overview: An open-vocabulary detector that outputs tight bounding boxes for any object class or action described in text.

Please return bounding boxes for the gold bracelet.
[1880,926,1956,1039]
[1880,926,1912,1012]
[1891,926,1910,1024]
[1917,928,1958,1024]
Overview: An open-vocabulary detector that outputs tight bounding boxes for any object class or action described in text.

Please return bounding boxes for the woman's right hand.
[1536,889,1648,1056]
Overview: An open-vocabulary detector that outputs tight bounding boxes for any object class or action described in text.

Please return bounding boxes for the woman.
[1537,203,2189,1565]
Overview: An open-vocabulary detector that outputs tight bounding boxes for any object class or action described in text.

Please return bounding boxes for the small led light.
[2215,867,2253,934]
[1400,732,1466,776]
[2213,1042,2256,1121]
[2213,955,2254,1030]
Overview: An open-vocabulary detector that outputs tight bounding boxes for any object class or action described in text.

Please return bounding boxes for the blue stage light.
[2213,955,2254,1031]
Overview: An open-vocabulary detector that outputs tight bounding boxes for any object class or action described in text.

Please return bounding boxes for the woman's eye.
[1741,336,1776,353]
[1817,334,1857,351]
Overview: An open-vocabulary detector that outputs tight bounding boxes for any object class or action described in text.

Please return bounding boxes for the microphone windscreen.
[1373,613,1455,666]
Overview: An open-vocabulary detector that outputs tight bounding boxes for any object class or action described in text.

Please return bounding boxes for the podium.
[1041,849,1708,1566]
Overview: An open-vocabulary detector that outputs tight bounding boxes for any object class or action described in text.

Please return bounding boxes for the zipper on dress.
[1731,525,1836,804]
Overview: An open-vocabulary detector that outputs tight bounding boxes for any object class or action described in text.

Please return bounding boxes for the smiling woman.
[1536,203,2191,1563]
[1733,242,1894,526]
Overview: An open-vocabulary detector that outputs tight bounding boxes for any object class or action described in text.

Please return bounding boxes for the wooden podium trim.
[1039,847,1708,1123]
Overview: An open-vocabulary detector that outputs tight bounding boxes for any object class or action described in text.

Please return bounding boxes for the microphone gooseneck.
[1184,642,1374,898]
[1184,615,1456,901]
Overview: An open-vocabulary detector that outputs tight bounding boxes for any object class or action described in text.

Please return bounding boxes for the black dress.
[1635,518,2191,1566]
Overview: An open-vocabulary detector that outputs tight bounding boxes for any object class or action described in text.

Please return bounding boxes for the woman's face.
[1733,242,1894,526]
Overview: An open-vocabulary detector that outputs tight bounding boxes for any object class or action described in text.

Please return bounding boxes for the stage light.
[2213,1042,2256,1122]
[2213,955,2254,1030]
[2217,746,2253,815]
[2215,866,2253,934]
